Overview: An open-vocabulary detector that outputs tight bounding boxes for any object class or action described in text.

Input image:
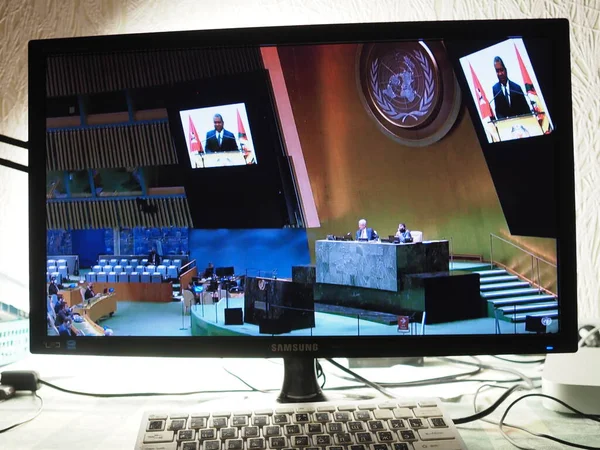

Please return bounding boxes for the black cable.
[0,134,28,150]
[324,358,396,399]
[491,355,546,364]
[498,393,600,450]
[39,379,256,398]
[315,359,326,389]
[221,367,267,393]
[0,393,44,434]
[452,384,524,424]
[0,157,28,173]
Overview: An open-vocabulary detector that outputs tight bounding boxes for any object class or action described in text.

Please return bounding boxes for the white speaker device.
[542,319,600,415]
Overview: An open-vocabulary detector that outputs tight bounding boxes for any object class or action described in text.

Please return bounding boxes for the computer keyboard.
[135,398,468,450]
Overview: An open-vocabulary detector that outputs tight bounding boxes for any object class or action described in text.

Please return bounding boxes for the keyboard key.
[392,444,411,450]
[296,406,316,413]
[180,442,198,450]
[348,421,366,432]
[306,423,323,434]
[203,440,221,450]
[429,418,448,428]
[225,438,244,449]
[190,412,210,418]
[418,401,438,408]
[143,431,175,444]
[314,434,332,446]
[169,413,189,419]
[412,440,463,450]
[275,407,295,414]
[378,402,398,409]
[399,430,417,441]
[269,436,288,448]
[338,405,357,411]
[140,444,177,450]
[372,445,391,450]
[292,435,311,446]
[294,413,311,423]
[326,446,344,450]
[148,414,168,420]
[414,407,443,418]
[397,402,417,409]
[334,411,352,421]
[147,420,165,431]
[254,408,273,415]
[273,414,290,425]
[189,418,206,429]
[417,428,456,441]
[315,412,332,422]
[199,428,217,440]
[408,419,427,429]
[284,424,302,435]
[367,420,386,431]
[213,411,232,417]
[373,410,394,420]
[265,425,282,437]
[335,433,354,445]
[232,415,249,427]
[248,437,266,449]
[326,422,345,433]
[356,432,374,443]
[357,404,378,410]
[316,405,337,412]
[354,410,372,421]
[242,426,260,438]
[220,427,238,439]
[210,417,228,428]
[177,429,195,441]
[253,415,269,426]
[388,419,407,430]
[349,445,368,450]
[393,408,414,419]
[167,420,186,431]
[376,431,395,442]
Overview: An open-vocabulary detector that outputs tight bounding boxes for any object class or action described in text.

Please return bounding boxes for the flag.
[469,63,494,120]
[514,44,551,133]
[237,109,254,164]
[188,115,202,153]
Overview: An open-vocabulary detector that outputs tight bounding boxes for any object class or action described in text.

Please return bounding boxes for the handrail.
[490,233,556,267]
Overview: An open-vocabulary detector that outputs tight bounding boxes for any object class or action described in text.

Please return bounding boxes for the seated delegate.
[395,223,413,243]
[355,219,379,241]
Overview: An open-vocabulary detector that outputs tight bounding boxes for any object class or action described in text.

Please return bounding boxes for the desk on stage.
[73,294,117,323]
[58,287,83,307]
[316,239,450,292]
[91,282,173,303]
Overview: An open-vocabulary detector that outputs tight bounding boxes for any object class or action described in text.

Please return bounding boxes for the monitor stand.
[277,357,326,403]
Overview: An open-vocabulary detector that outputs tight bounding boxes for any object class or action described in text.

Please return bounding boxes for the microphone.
[489,88,503,104]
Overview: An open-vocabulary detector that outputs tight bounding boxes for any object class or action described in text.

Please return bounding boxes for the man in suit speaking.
[355,219,378,241]
[205,113,239,153]
[491,56,531,119]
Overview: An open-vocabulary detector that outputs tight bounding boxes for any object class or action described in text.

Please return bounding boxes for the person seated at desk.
[355,219,379,241]
[148,248,161,266]
[395,223,413,243]
[58,318,74,336]
[84,283,96,301]
[48,277,64,296]
[202,262,215,279]
[55,301,74,327]
[185,281,200,305]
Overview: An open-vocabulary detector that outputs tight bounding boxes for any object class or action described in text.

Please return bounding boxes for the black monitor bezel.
[29,19,577,358]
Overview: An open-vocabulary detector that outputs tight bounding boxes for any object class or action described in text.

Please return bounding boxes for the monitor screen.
[30,19,577,359]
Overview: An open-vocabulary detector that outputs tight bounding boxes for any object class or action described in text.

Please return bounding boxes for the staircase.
[476,267,558,323]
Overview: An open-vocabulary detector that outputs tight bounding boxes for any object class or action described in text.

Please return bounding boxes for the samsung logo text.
[271,343,319,352]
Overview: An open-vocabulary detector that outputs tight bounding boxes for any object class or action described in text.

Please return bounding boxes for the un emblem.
[357,41,461,147]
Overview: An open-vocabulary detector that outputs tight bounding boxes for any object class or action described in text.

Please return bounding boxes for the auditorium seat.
[109,259,118,266]
[141,272,151,283]
[96,272,108,283]
[99,259,108,266]
[50,272,61,284]
[57,265,68,281]
[412,231,423,243]
[47,265,57,275]
[172,259,182,270]
[118,273,129,283]
[57,259,67,269]
[46,272,51,282]
[151,273,162,283]
[47,259,56,268]
[124,265,134,274]
[130,259,139,268]
[86,272,96,283]
[167,265,178,279]
[129,272,140,282]
[147,265,156,274]
[119,259,128,267]
[162,259,171,267]
[114,265,123,274]
[103,265,113,273]
[92,265,102,273]
[108,272,117,283]
[156,265,167,279]
[141,258,149,266]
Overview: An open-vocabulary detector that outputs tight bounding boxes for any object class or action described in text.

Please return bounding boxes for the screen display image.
[459,38,554,143]
[30,20,576,358]
[180,102,257,168]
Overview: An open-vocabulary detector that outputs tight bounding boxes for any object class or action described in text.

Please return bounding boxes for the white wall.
[1,0,598,318]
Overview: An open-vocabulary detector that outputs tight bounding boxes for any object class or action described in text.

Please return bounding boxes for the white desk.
[0,354,595,449]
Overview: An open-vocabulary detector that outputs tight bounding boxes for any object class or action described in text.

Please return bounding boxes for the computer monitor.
[30,19,577,402]
[216,267,235,278]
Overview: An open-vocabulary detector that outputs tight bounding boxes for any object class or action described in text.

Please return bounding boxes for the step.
[507,310,559,323]
[474,269,508,277]
[480,275,519,284]
[489,294,556,308]
[480,281,530,292]
[499,302,558,315]
[481,287,541,299]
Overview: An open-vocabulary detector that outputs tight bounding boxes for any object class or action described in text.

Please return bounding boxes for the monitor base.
[542,346,600,415]
[277,357,326,403]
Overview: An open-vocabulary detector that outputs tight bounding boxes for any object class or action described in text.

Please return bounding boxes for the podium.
[491,113,544,142]
[192,151,246,168]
